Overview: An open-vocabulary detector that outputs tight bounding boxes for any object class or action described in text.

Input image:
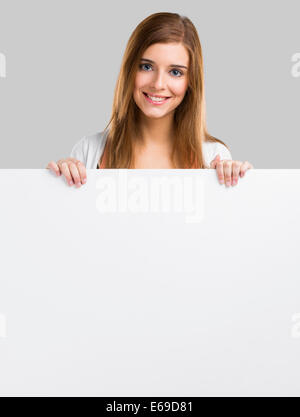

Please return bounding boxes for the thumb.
[210,154,221,168]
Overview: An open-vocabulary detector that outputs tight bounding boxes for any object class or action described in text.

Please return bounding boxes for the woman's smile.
[143,92,171,105]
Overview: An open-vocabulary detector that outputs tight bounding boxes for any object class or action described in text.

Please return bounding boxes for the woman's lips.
[143,92,171,105]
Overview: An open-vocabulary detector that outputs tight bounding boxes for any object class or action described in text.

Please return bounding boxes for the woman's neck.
[136,113,175,149]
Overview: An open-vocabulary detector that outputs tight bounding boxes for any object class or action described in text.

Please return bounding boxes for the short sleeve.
[210,142,232,163]
[70,136,87,164]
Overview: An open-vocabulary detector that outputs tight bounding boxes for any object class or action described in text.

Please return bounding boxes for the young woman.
[47,12,253,187]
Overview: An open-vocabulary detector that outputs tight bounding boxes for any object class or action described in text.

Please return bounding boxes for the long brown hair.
[100,12,229,169]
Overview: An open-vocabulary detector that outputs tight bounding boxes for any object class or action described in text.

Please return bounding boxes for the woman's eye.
[171,69,183,77]
[140,63,152,71]
[139,64,183,77]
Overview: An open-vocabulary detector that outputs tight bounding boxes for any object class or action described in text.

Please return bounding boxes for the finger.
[210,154,221,169]
[216,161,225,184]
[240,161,253,177]
[75,160,87,184]
[59,161,74,186]
[232,161,242,186]
[69,162,82,188]
[47,161,61,176]
[223,160,233,187]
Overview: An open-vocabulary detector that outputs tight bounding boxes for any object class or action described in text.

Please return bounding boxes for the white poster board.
[0,169,300,396]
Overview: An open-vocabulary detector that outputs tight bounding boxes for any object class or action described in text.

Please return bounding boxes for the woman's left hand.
[210,154,254,187]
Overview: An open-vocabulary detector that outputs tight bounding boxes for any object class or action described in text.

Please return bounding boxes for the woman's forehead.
[142,43,189,66]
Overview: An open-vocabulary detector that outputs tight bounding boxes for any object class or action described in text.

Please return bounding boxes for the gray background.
[0,0,299,168]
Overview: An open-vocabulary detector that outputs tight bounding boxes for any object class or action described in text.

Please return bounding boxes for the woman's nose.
[151,70,166,90]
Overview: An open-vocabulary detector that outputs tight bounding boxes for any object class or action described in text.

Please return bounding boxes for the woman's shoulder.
[203,139,232,163]
[82,129,109,148]
[70,129,109,168]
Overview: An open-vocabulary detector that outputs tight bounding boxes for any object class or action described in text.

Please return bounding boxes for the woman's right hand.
[46,158,87,187]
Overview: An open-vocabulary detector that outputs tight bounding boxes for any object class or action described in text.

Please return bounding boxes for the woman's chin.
[143,112,168,119]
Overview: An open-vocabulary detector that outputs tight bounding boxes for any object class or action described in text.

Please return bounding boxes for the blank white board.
[0,169,300,396]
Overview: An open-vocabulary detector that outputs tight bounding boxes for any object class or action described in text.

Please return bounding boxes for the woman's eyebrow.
[140,58,188,69]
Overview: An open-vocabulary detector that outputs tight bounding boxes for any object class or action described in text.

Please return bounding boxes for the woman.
[47,12,253,187]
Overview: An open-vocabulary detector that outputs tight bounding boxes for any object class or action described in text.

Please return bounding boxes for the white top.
[70,129,232,168]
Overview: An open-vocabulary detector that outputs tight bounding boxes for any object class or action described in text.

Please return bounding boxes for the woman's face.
[133,42,189,119]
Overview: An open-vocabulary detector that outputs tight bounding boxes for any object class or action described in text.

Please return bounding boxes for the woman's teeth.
[144,93,170,103]
[147,95,166,101]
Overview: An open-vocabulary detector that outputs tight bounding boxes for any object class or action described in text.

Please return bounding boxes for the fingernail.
[69,180,73,185]
[220,179,224,184]
[226,181,231,187]
[82,178,87,184]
